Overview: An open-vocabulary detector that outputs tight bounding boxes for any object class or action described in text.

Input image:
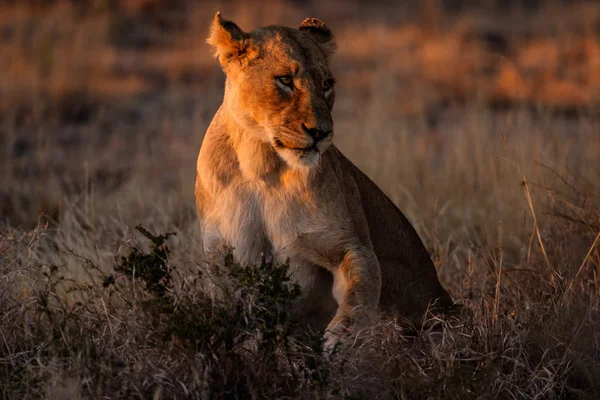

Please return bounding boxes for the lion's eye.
[276,75,294,88]
[323,78,335,93]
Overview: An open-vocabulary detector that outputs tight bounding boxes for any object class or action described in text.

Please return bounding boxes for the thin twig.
[567,231,600,293]
[522,177,558,284]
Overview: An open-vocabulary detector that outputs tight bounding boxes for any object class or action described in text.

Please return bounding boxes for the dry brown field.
[1,1,599,398]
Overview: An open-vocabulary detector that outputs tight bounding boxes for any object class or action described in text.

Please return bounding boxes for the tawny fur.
[195,13,454,348]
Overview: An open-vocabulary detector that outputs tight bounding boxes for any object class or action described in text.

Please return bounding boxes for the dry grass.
[1,1,600,398]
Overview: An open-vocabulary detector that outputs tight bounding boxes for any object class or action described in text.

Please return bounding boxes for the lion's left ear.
[207,12,259,73]
[299,18,336,59]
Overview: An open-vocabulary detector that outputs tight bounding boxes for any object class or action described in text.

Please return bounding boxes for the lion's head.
[207,12,336,169]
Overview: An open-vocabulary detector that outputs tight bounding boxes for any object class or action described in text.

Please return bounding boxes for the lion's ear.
[299,18,336,59]
[207,12,258,72]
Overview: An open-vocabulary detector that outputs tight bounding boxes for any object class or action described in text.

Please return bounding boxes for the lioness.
[195,13,454,348]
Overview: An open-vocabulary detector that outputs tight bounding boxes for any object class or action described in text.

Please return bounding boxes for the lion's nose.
[302,123,332,143]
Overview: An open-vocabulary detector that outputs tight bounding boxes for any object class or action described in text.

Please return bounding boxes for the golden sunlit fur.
[196,13,454,349]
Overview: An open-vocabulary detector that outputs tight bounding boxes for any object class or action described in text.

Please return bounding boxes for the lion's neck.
[227,117,282,182]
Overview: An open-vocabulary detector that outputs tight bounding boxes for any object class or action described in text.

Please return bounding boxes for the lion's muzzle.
[301,123,332,145]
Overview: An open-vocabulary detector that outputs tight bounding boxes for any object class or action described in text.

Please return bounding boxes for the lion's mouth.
[271,135,328,168]
[273,138,318,152]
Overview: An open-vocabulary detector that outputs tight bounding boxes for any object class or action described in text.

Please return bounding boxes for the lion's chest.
[202,180,332,266]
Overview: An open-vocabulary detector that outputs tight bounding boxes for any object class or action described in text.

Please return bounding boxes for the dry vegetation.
[1,0,600,398]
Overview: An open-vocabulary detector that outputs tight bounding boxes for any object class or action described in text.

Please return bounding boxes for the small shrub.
[109,224,175,297]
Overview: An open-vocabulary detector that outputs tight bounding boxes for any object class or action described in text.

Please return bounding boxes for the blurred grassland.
[1,0,600,398]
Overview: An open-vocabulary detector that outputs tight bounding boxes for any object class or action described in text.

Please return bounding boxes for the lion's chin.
[276,147,322,170]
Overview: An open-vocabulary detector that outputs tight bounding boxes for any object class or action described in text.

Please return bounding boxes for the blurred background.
[1,0,599,294]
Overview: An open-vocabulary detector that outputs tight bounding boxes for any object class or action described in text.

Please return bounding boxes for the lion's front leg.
[324,246,381,351]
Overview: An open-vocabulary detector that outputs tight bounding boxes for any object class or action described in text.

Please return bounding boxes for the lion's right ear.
[207,12,258,72]
[299,18,336,59]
